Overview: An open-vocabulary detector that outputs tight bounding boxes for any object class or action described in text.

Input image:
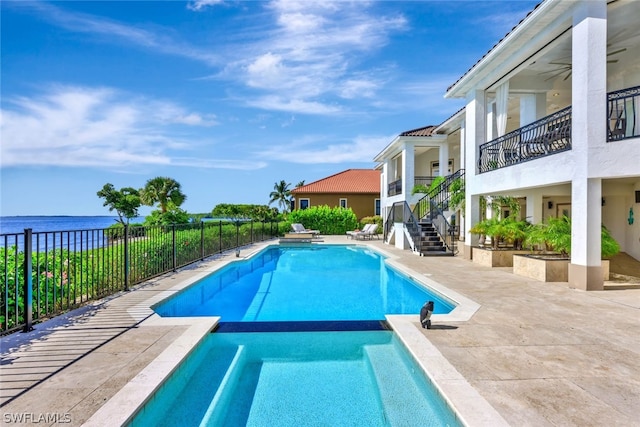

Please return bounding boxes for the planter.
[471,247,530,267]
[514,254,610,282]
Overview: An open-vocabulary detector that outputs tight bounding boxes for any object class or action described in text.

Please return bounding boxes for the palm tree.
[141,177,186,213]
[269,180,292,213]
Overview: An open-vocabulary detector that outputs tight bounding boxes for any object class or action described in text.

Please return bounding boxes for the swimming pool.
[127,330,462,427]
[154,245,455,321]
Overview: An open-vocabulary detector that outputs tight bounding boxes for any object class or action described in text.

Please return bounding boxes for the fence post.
[22,228,34,332]
[200,221,205,261]
[172,224,177,272]
[235,222,239,248]
[218,221,222,253]
[124,224,129,291]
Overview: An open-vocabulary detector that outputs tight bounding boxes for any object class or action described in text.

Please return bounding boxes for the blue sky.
[1,0,538,216]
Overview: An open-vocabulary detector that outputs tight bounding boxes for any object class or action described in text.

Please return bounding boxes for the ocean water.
[0,216,142,235]
[0,216,144,250]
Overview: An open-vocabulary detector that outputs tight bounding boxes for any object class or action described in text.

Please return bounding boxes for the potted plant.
[469,217,530,267]
[514,216,620,282]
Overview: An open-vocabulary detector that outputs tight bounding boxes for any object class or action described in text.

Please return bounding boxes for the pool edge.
[386,315,510,427]
[84,240,491,426]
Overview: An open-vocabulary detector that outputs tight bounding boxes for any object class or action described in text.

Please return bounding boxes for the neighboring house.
[290,169,381,220]
[377,0,640,291]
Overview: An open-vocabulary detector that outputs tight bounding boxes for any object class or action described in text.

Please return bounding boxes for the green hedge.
[288,206,358,235]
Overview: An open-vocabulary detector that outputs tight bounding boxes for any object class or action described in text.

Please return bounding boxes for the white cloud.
[246,96,342,115]
[261,134,393,164]
[187,0,225,12]
[0,85,262,170]
[15,1,409,116]
[220,1,409,114]
[17,2,220,66]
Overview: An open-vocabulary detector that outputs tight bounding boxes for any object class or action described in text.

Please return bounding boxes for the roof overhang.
[445,0,575,98]
[373,134,447,163]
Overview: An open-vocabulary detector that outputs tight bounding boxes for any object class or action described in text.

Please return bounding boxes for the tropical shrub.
[524,216,620,258]
[470,217,530,249]
[288,205,358,235]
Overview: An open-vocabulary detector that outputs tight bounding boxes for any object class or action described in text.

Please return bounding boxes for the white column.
[521,93,548,126]
[487,101,496,141]
[569,0,606,290]
[438,142,449,177]
[463,90,486,257]
[402,143,415,200]
[525,191,543,224]
[459,121,466,174]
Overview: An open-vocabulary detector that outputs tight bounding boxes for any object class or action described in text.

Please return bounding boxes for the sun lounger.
[290,223,320,237]
[346,223,373,239]
[354,224,379,240]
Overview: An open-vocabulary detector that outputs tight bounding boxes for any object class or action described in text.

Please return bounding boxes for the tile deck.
[1,237,639,426]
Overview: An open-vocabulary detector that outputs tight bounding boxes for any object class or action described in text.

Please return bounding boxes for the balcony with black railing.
[388,179,402,196]
[478,106,572,174]
[608,85,640,141]
[387,176,442,197]
[478,85,640,174]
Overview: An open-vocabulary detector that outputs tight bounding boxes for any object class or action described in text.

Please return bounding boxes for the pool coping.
[83,241,493,427]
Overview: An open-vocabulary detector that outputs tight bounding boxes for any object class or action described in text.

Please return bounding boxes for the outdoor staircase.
[417,222,448,255]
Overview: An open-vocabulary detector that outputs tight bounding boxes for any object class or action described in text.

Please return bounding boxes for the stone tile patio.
[1,237,639,426]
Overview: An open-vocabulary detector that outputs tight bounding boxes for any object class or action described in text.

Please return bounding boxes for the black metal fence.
[1,220,281,335]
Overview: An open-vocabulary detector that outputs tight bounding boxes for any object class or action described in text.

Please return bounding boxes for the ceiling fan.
[540,47,626,81]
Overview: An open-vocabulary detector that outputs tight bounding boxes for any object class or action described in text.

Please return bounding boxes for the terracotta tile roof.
[399,125,438,137]
[291,169,380,194]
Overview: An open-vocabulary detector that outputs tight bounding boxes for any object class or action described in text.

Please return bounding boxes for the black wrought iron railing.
[478,106,572,173]
[607,85,640,141]
[1,220,281,335]
[413,170,464,222]
[412,170,464,254]
[479,85,640,173]
[383,202,421,250]
[388,179,402,196]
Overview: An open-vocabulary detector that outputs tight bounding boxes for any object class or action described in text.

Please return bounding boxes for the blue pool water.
[154,245,455,321]
[127,331,461,427]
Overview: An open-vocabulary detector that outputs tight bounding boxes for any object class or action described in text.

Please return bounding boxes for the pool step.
[242,272,274,321]
[198,345,247,427]
[244,359,385,426]
[364,344,443,425]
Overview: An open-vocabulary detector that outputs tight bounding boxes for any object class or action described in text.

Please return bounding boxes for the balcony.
[388,179,402,196]
[478,85,639,174]
[387,176,440,197]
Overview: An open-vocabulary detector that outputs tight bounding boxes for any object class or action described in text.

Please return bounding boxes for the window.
[339,198,347,208]
[375,199,380,216]
[430,159,454,176]
[290,199,295,211]
[300,199,310,210]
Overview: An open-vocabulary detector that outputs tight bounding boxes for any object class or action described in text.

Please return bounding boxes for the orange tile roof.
[400,125,438,137]
[291,169,380,194]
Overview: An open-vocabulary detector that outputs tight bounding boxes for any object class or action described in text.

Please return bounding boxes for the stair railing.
[384,201,421,250]
[412,169,465,254]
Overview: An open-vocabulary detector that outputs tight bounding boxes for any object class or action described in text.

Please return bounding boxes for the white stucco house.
[376,0,640,290]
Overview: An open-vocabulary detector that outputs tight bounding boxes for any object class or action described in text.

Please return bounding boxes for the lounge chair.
[346,223,373,239]
[354,224,379,240]
[290,223,320,236]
